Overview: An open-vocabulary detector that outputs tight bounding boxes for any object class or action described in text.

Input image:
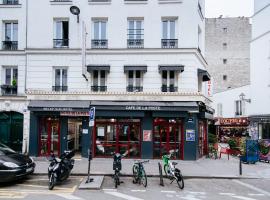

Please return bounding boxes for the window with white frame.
[161,70,178,92]
[127,70,143,92]
[92,20,107,48]
[92,70,107,92]
[235,100,245,116]
[53,19,69,48]
[127,19,144,48]
[3,67,17,86]
[2,22,18,50]
[162,18,177,48]
[53,68,68,91]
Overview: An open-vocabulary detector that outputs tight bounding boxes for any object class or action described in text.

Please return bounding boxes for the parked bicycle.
[162,151,184,189]
[132,160,149,187]
[112,153,124,188]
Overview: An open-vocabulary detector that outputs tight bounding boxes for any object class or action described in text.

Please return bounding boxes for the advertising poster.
[186,129,195,141]
[143,130,152,142]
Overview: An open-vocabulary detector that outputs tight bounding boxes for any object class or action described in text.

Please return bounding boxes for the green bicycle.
[162,151,184,189]
[132,160,149,187]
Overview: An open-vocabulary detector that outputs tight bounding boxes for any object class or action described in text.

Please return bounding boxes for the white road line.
[56,194,84,200]
[105,191,144,200]
[102,189,117,191]
[131,190,146,192]
[161,191,177,194]
[220,193,236,196]
[230,196,257,200]
[178,195,203,200]
[233,180,270,197]
[248,194,265,196]
[187,192,206,195]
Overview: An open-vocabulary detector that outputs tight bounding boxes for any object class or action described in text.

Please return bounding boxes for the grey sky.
[205,0,254,18]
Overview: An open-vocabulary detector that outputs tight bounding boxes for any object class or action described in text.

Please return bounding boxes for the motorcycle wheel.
[176,174,184,189]
[114,175,119,188]
[141,169,147,188]
[48,174,55,190]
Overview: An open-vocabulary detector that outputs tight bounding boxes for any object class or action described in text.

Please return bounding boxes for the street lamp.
[239,93,251,103]
[70,6,80,23]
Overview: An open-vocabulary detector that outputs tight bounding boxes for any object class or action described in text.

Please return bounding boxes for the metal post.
[239,157,242,176]
[86,149,93,183]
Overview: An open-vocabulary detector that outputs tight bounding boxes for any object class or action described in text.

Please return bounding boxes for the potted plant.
[12,79,17,87]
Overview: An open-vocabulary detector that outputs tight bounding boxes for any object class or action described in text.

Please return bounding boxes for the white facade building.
[0,0,212,160]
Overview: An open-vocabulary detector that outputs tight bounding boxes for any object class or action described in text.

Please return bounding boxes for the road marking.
[248,194,265,196]
[230,196,256,200]
[56,194,83,200]
[161,191,177,194]
[166,194,174,198]
[131,190,146,192]
[105,191,144,200]
[220,193,236,196]
[187,192,206,195]
[103,189,117,191]
[17,183,74,191]
[178,194,203,200]
[233,180,270,197]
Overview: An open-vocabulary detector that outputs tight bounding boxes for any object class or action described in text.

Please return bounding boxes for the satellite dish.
[70,6,80,23]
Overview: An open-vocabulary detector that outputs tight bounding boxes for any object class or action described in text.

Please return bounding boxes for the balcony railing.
[53,39,69,48]
[161,39,178,48]
[91,39,108,49]
[126,86,143,92]
[127,39,144,48]
[52,86,68,92]
[161,85,178,92]
[91,86,107,92]
[2,0,19,4]
[2,41,18,50]
[1,85,17,96]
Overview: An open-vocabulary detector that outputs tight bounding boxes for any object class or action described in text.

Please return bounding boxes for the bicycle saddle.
[172,162,178,166]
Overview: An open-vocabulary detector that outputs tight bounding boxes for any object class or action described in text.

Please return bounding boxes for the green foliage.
[208,133,217,144]
[12,79,17,86]
[259,142,270,155]
[228,138,237,150]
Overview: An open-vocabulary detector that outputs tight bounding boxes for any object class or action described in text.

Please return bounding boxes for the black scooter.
[113,153,124,188]
[48,150,75,190]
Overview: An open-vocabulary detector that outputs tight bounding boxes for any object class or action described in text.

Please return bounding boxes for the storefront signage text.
[43,107,73,112]
[219,118,249,126]
[125,106,161,111]
[60,111,89,117]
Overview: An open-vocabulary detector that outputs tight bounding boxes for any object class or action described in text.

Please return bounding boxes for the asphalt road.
[0,176,270,200]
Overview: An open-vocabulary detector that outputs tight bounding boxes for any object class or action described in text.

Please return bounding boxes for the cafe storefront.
[28,100,213,160]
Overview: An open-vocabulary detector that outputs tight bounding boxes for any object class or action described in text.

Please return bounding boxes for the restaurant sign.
[60,111,89,117]
[218,117,249,126]
[125,106,161,111]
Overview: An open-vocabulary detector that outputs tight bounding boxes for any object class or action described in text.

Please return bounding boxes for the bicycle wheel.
[176,174,184,189]
[164,164,169,177]
[114,175,118,188]
[141,169,147,187]
[132,164,139,184]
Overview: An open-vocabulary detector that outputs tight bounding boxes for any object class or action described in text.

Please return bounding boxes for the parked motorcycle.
[48,150,75,190]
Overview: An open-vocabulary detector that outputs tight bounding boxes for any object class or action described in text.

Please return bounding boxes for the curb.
[32,173,261,180]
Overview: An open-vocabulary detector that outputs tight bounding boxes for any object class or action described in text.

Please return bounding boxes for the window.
[223,43,227,50]
[92,20,107,48]
[162,19,177,48]
[217,103,223,117]
[235,100,244,116]
[53,68,68,91]
[127,19,144,48]
[92,70,107,92]
[2,0,19,5]
[223,59,227,64]
[127,71,143,92]
[2,22,18,50]
[53,20,69,48]
[161,71,178,92]
[223,75,227,81]
[1,67,17,95]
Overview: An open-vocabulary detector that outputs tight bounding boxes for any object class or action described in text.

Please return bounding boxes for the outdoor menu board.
[186,129,195,141]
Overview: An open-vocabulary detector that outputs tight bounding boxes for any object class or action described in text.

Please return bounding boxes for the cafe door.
[39,118,60,156]
[153,119,183,159]
[198,121,208,157]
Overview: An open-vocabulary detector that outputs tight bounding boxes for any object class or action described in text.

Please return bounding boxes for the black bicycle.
[132,160,149,187]
[113,153,123,188]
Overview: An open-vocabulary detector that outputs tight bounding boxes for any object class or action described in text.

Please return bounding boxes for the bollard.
[239,157,242,176]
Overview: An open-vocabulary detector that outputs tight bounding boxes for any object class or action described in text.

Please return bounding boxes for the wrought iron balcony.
[2,41,18,50]
[2,0,19,4]
[161,39,178,48]
[1,85,17,96]
[161,85,178,92]
[91,39,108,49]
[126,86,143,92]
[52,86,68,92]
[91,86,107,92]
[53,39,69,48]
[127,39,144,48]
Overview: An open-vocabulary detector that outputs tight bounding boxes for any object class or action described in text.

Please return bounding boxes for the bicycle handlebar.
[134,160,149,164]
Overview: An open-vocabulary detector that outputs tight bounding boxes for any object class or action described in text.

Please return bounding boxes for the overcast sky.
[205,0,254,18]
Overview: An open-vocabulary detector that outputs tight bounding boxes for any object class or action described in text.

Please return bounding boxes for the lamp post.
[239,93,251,103]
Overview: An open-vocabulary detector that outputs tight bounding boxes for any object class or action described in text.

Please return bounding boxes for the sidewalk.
[33,156,270,179]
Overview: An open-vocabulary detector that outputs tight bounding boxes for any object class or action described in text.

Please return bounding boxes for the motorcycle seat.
[172,162,178,166]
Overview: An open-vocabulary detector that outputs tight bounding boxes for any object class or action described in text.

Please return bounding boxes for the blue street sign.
[89,107,95,127]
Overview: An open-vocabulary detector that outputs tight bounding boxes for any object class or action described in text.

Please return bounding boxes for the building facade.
[205,17,251,94]
[250,0,270,140]
[0,0,212,160]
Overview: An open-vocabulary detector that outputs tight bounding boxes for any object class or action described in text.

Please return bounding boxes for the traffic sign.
[89,107,95,127]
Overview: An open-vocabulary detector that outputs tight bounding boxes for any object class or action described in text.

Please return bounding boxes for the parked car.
[0,142,35,182]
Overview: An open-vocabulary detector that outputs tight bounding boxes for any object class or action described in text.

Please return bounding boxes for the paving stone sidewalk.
[33,156,270,179]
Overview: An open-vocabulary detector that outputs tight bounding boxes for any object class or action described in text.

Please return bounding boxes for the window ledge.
[50,1,72,5]
[88,0,111,5]
[124,1,148,5]
[158,0,182,4]
[0,4,22,8]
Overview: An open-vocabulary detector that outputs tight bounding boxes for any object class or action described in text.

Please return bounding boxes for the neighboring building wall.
[250,1,270,116]
[213,85,250,118]
[205,17,251,94]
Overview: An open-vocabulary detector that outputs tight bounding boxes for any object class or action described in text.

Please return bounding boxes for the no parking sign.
[89,107,95,127]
